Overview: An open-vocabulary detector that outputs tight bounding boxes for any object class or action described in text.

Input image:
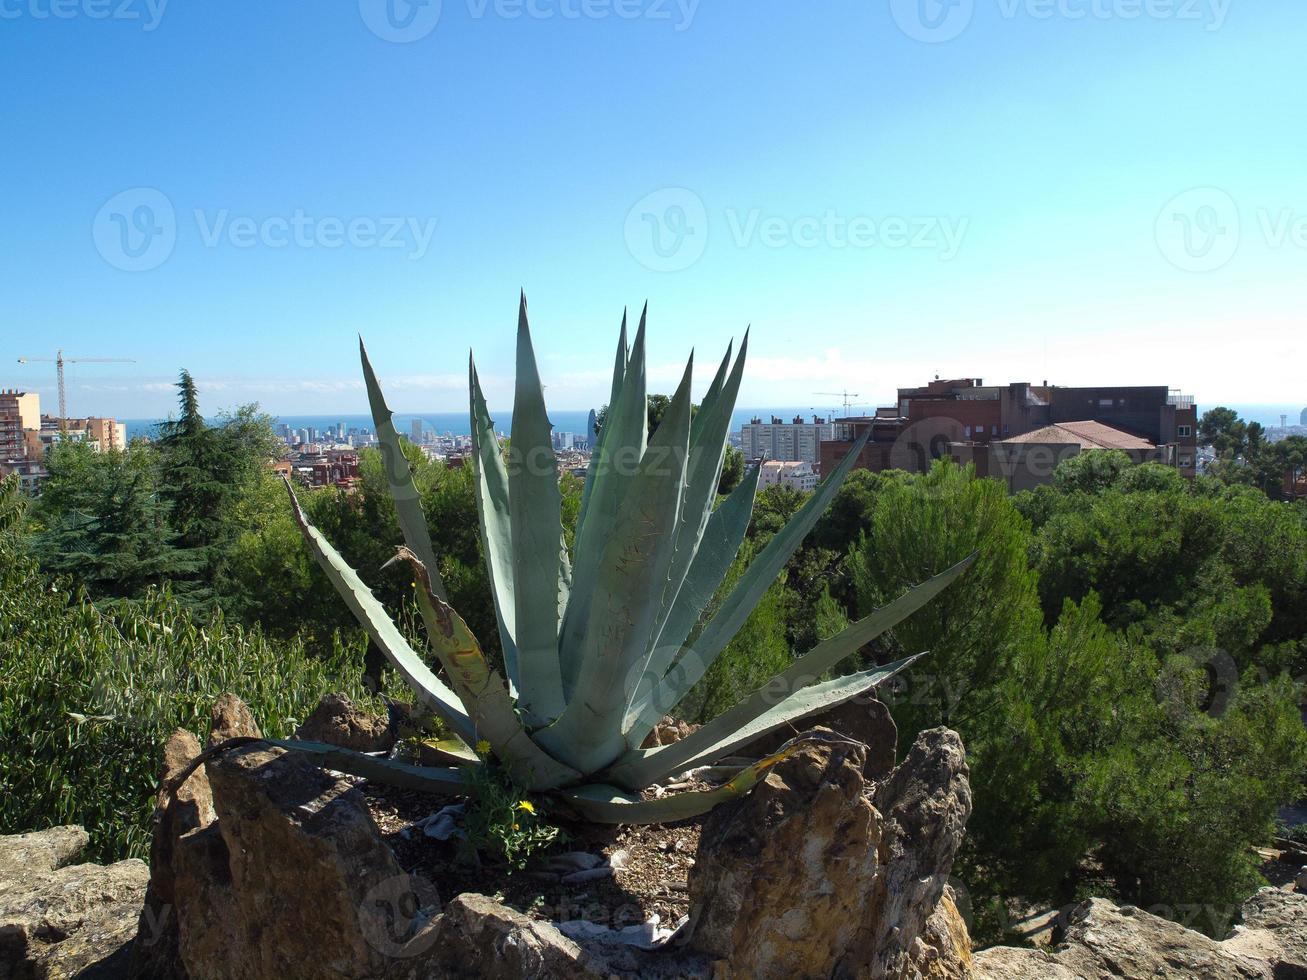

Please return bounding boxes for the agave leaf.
[270,739,470,795]
[558,307,648,696]
[556,737,812,824]
[538,353,694,773]
[622,463,760,741]
[282,477,475,744]
[609,653,925,789]
[468,356,519,694]
[393,547,581,790]
[642,333,748,678]
[618,555,974,782]
[629,428,873,737]
[506,294,567,723]
[573,311,628,544]
[359,337,445,600]
[688,339,732,446]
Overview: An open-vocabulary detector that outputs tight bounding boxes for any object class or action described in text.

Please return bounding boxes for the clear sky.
[2,0,1304,420]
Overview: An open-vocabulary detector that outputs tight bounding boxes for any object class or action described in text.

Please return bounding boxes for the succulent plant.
[275,295,972,823]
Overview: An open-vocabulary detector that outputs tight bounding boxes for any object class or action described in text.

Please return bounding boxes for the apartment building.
[758,459,818,492]
[0,390,40,460]
[741,415,836,468]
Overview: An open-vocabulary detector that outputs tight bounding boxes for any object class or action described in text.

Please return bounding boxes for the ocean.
[124,407,827,442]
[123,402,1306,442]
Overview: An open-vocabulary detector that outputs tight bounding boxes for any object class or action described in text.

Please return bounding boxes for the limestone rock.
[970,945,1081,979]
[0,826,148,980]
[294,692,393,753]
[0,824,89,875]
[743,698,899,778]
[640,716,700,749]
[973,899,1274,980]
[686,727,971,979]
[1223,887,1307,976]
[132,727,214,979]
[172,742,420,980]
[863,729,973,979]
[207,693,261,747]
[424,893,607,979]
[904,886,974,980]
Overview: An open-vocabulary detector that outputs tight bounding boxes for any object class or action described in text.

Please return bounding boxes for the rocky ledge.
[0,825,148,979]
[973,889,1307,980]
[6,691,1302,979]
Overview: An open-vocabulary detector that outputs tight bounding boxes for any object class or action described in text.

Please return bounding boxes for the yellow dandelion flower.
[516,800,536,815]
[475,739,491,755]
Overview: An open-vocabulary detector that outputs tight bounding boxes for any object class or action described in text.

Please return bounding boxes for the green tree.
[32,442,198,604]
[717,446,744,495]
[1199,406,1242,456]
[1051,449,1134,495]
[849,461,1044,737]
[155,371,279,604]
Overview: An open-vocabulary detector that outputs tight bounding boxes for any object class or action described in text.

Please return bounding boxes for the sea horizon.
[123,402,1306,442]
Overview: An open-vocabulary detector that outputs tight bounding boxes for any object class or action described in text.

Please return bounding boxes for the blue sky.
[2,0,1304,420]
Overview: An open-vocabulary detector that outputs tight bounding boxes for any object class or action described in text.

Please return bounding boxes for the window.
[1180,456,1193,468]
[1177,425,1192,437]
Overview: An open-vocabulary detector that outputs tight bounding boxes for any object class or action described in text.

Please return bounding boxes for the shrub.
[0,499,378,861]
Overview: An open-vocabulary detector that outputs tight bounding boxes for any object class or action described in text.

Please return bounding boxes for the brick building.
[819,378,1198,487]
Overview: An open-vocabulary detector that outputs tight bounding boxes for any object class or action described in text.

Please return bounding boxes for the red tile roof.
[997,420,1155,451]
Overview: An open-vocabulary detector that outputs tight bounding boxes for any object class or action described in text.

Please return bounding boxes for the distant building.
[758,459,818,492]
[0,390,40,460]
[289,449,360,489]
[411,419,423,444]
[586,409,598,448]
[979,420,1165,492]
[820,378,1198,487]
[741,415,836,468]
[1301,407,1307,426]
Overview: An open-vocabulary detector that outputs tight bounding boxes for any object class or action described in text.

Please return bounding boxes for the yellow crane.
[16,350,136,429]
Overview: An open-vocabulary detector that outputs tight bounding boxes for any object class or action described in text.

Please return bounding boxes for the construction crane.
[814,390,862,416]
[16,350,136,429]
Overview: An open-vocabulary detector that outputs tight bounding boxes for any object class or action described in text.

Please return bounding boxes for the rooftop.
[996,420,1155,451]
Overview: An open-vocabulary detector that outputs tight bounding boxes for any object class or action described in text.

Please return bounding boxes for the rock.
[905,886,974,980]
[294,692,393,754]
[974,899,1274,979]
[1296,867,1307,892]
[132,727,215,979]
[0,824,89,874]
[863,729,973,979]
[171,741,424,980]
[207,693,261,747]
[686,727,972,979]
[640,716,700,749]
[0,826,149,980]
[970,945,1080,979]
[1224,887,1307,976]
[427,893,608,979]
[743,698,899,779]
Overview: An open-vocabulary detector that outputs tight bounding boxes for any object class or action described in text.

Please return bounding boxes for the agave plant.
[273,295,971,823]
